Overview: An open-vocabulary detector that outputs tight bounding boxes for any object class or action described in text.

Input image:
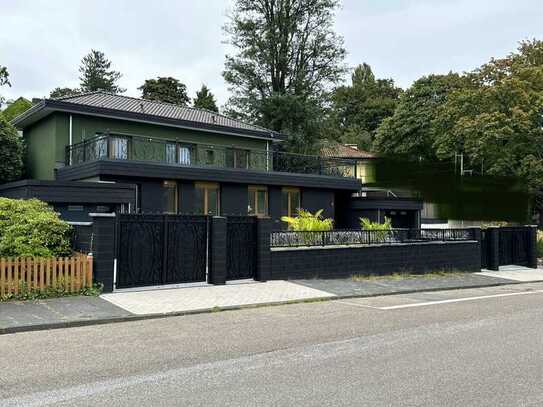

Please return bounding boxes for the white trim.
[67,221,93,226]
[89,212,116,217]
[113,258,117,289]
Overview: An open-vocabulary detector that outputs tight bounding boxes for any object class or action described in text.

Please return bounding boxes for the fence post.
[487,226,500,271]
[209,216,227,285]
[89,213,116,292]
[255,217,272,282]
[527,225,538,269]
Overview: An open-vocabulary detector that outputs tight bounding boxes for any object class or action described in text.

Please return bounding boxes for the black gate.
[116,214,208,289]
[499,227,530,267]
[226,216,257,280]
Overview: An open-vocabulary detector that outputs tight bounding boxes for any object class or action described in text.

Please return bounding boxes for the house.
[319,140,423,228]
[4,92,361,228]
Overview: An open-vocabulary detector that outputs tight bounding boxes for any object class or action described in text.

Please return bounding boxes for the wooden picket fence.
[0,255,93,297]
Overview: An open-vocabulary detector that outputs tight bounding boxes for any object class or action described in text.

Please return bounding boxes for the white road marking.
[336,301,383,310]
[378,290,543,310]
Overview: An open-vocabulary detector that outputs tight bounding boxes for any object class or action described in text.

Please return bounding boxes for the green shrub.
[0,198,72,257]
[0,115,23,183]
[537,230,543,259]
[281,209,334,231]
[359,217,392,242]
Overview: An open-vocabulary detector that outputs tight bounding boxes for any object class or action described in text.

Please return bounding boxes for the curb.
[2,278,543,335]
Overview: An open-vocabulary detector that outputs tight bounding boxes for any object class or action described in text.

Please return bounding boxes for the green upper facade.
[13,92,355,181]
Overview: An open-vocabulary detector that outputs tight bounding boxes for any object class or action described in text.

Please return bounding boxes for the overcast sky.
[1,0,541,107]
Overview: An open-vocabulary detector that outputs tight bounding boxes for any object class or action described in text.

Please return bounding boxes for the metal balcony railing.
[65,133,357,178]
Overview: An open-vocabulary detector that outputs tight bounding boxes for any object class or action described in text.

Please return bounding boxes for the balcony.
[65,133,357,178]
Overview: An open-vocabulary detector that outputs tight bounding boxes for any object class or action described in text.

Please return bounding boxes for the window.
[195,182,220,216]
[281,187,301,217]
[95,137,108,159]
[110,136,129,159]
[248,186,268,217]
[163,180,178,213]
[166,143,192,165]
[205,150,215,165]
[226,148,249,169]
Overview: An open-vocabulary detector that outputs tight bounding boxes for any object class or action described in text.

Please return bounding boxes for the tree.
[49,87,80,98]
[223,0,346,151]
[328,63,402,150]
[433,39,543,220]
[138,77,190,105]
[79,49,125,93]
[0,65,10,108]
[0,115,23,183]
[2,97,32,122]
[193,85,218,112]
[373,73,465,160]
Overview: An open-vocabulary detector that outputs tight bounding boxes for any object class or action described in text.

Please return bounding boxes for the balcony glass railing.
[65,133,358,178]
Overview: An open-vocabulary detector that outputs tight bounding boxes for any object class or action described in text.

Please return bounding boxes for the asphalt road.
[2,283,543,406]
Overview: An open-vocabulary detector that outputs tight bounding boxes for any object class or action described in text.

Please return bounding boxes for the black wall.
[270,241,481,280]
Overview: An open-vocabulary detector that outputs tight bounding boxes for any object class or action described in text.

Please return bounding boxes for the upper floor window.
[281,187,300,217]
[226,148,249,169]
[166,143,192,165]
[110,136,129,160]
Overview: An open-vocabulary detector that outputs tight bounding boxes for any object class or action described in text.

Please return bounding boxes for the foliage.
[328,63,402,150]
[0,198,72,257]
[0,281,102,302]
[359,217,392,242]
[79,49,125,93]
[0,65,10,107]
[2,97,32,121]
[281,209,334,231]
[433,40,543,200]
[139,77,190,106]
[537,230,543,259]
[50,87,80,98]
[0,115,23,183]
[373,73,465,160]
[223,0,346,152]
[193,84,218,112]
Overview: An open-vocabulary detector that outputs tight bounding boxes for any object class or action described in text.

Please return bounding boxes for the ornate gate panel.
[116,214,208,289]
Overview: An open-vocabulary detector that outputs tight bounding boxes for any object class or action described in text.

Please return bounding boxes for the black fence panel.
[116,214,208,289]
[71,224,93,254]
[499,227,531,266]
[226,216,257,280]
[480,229,489,269]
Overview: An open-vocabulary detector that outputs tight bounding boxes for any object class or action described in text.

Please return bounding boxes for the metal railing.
[65,133,357,178]
[270,228,477,248]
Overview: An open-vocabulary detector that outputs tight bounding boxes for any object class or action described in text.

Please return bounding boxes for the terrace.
[65,133,357,178]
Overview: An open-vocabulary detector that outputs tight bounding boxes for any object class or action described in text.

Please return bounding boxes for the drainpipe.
[69,114,73,165]
[266,141,270,172]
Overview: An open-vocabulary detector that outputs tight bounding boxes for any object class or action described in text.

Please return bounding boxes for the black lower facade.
[269,241,481,280]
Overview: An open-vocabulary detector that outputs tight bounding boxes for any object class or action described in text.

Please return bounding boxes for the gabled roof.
[12,91,283,141]
[320,140,376,159]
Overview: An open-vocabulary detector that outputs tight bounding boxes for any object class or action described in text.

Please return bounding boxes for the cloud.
[1,0,541,106]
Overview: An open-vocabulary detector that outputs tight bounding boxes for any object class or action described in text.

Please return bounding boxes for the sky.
[1,0,541,107]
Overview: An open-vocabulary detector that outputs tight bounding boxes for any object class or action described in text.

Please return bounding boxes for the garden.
[0,198,100,301]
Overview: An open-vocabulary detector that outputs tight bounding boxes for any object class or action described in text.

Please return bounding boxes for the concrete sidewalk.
[2,267,543,335]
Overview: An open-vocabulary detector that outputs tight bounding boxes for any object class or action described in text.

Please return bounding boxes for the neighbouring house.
[319,140,422,228]
[3,92,361,228]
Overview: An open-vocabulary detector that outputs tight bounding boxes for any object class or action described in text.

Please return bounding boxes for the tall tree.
[328,63,402,150]
[0,65,10,108]
[138,77,190,105]
[223,0,346,152]
[0,115,23,183]
[79,50,125,93]
[49,87,80,98]
[193,85,218,112]
[373,73,465,160]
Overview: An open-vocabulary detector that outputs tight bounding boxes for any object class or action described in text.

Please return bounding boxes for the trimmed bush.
[0,198,72,257]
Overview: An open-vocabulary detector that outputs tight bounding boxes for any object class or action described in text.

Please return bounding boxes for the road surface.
[2,282,543,406]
